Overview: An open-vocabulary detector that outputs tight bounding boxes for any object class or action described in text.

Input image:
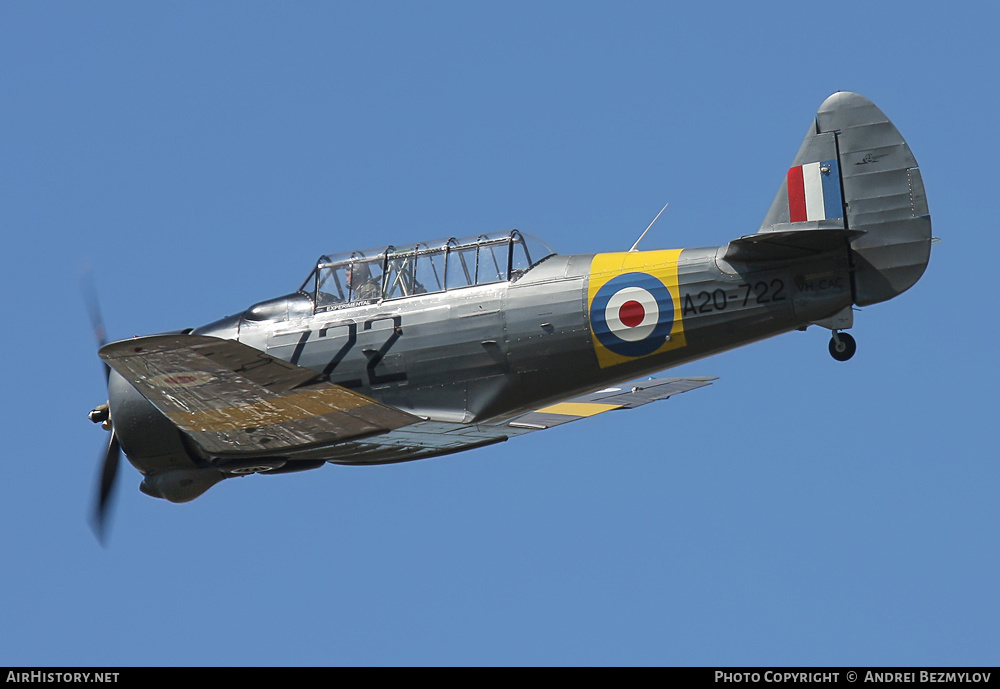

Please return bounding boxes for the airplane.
[87,92,932,536]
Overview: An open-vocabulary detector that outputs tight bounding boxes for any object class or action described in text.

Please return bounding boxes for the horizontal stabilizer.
[725,227,865,263]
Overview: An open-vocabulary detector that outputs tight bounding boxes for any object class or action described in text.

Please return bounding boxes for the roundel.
[591,272,674,357]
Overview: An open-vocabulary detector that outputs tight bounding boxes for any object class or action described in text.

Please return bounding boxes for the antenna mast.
[629,202,669,252]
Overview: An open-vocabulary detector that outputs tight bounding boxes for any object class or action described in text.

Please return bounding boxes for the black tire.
[829,332,857,361]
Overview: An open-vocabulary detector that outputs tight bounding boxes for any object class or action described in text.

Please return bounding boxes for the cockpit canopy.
[301,230,555,311]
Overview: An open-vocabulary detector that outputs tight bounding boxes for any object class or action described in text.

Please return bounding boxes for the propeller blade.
[82,267,122,543]
[91,429,121,544]
[80,270,111,382]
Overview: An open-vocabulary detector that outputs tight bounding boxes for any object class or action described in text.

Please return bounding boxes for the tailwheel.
[829,331,856,362]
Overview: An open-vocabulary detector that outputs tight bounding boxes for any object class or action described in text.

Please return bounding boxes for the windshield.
[301,230,554,311]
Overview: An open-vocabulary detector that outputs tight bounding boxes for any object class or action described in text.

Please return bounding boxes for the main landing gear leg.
[829,330,857,362]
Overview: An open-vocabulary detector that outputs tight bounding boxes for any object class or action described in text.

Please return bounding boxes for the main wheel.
[829,332,857,361]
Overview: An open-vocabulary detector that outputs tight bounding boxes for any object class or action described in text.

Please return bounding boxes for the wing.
[317,376,716,465]
[504,376,716,431]
[102,333,713,463]
[100,334,419,457]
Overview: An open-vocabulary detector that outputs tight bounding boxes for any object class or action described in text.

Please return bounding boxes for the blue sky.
[2,1,997,666]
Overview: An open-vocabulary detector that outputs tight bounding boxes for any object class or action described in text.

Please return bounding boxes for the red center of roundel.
[618,300,645,328]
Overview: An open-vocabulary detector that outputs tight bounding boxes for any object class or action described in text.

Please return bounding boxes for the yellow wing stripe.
[534,402,622,417]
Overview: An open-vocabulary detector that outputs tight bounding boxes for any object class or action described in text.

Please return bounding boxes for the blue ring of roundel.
[591,272,674,358]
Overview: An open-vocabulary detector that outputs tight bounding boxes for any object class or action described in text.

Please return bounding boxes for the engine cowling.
[107,370,225,502]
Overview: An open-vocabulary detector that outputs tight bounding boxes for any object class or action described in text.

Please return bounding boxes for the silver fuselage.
[206,246,849,426]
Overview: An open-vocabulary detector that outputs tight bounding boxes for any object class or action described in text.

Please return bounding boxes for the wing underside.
[100,334,419,457]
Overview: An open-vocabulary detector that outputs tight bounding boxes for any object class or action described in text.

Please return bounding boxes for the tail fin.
[759,92,932,306]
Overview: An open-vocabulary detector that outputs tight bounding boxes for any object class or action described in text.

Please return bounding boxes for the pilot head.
[346,262,371,289]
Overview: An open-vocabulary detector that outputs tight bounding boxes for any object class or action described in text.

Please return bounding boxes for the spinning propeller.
[82,274,120,544]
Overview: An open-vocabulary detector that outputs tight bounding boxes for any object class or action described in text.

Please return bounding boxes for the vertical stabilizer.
[761,92,931,306]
